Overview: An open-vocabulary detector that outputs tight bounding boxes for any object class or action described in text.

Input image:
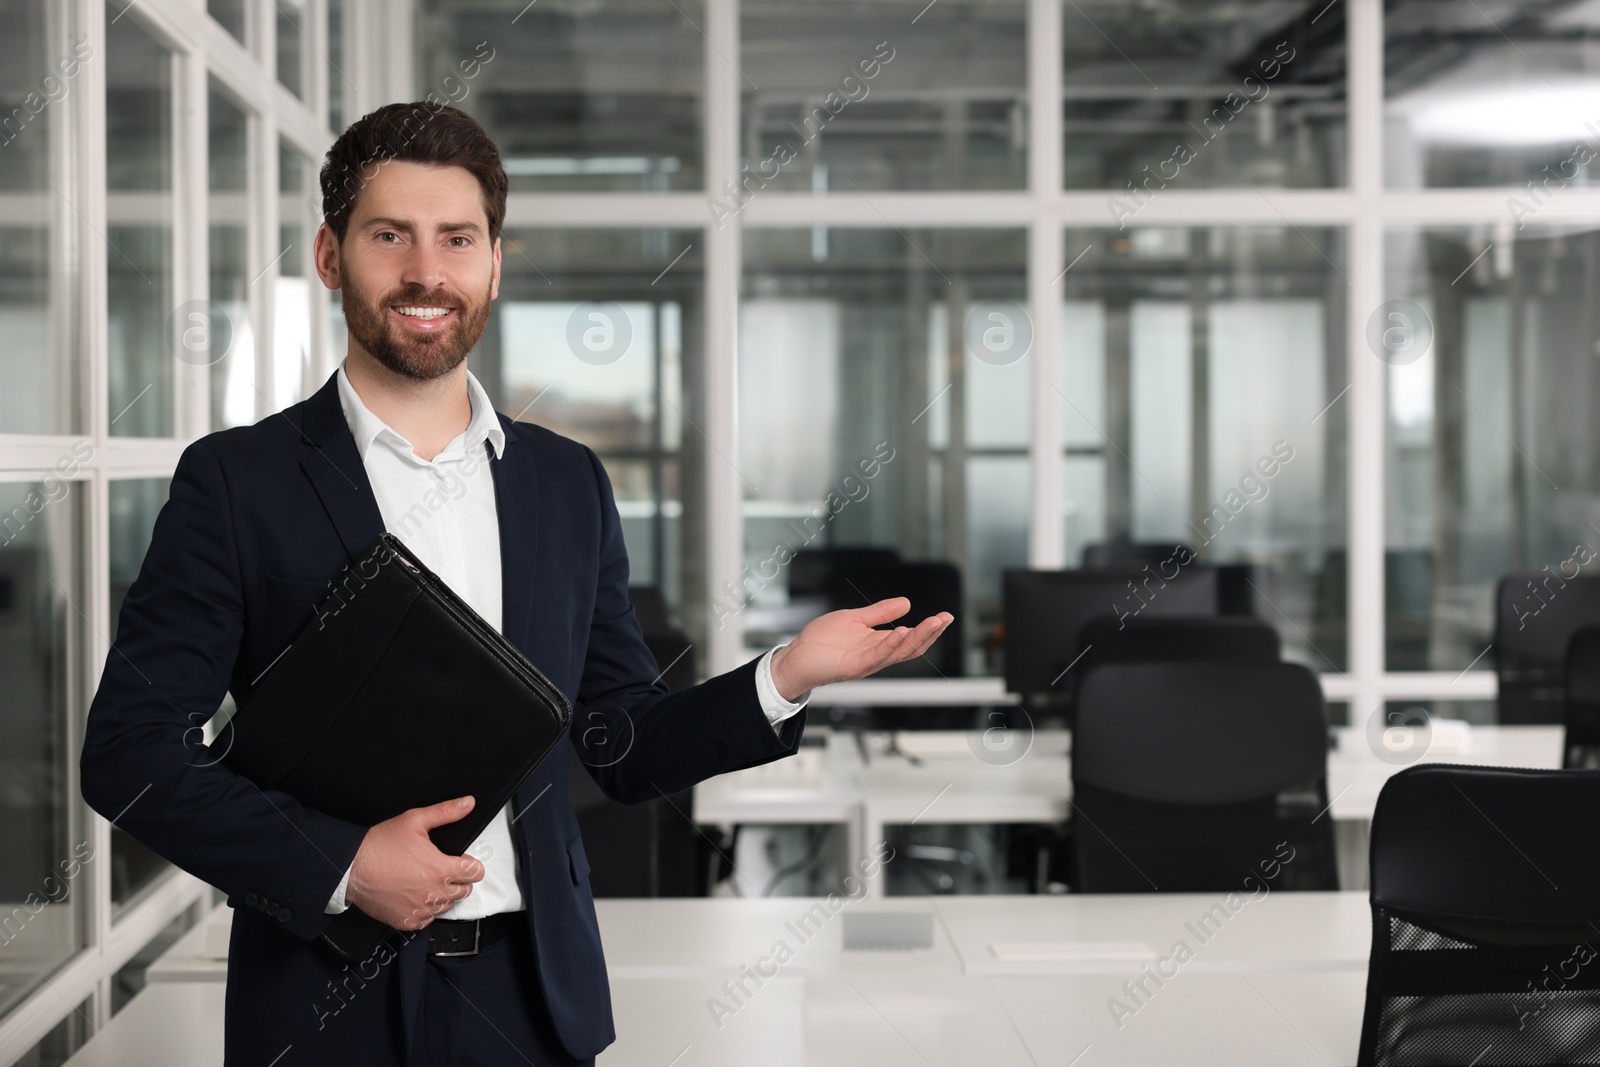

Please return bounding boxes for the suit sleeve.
[569,446,806,804]
[79,440,368,941]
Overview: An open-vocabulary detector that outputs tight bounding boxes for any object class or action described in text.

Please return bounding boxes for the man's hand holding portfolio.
[347,795,487,930]
[347,598,953,930]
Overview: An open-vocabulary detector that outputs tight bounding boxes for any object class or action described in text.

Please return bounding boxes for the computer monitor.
[1002,565,1218,702]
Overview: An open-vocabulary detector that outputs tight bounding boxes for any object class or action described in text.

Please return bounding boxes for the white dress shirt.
[323,359,808,918]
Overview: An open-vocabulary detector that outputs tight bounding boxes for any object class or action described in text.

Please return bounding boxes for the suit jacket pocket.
[265,574,331,605]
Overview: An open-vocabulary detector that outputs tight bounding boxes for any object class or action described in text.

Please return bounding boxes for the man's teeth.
[394,306,452,318]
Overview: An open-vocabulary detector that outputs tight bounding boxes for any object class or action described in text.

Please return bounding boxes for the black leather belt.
[425,910,524,957]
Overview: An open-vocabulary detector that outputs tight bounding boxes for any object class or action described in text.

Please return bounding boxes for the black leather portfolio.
[219,531,573,961]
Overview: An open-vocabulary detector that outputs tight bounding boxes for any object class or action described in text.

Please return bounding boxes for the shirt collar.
[335,358,507,464]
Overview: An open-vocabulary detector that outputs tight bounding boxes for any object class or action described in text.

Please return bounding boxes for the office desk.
[144,896,962,984]
[1325,724,1563,820]
[101,895,1374,1067]
[934,891,1370,975]
[989,971,1364,1067]
[695,725,1564,895]
[61,982,225,1066]
[66,971,1363,1067]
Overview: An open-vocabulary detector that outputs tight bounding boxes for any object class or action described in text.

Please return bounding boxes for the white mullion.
[344,0,374,122]
[178,42,209,441]
[309,0,328,132]
[1026,0,1064,569]
[1349,0,1387,718]
[78,4,112,1017]
[257,112,280,420]
[704,0,741,676]
[205,17,278,117]
[387,0,415,104]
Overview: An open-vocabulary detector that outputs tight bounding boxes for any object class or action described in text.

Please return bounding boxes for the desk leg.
[861,810,887,899]
[1334,817,1369,892]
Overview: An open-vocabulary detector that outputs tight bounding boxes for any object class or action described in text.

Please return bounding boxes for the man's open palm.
[769,597,953,701]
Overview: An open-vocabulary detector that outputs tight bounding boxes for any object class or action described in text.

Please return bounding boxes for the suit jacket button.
[278,908,293,923]
[245,891,259,907]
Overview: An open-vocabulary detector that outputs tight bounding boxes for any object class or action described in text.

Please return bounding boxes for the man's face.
[315,161,501,381]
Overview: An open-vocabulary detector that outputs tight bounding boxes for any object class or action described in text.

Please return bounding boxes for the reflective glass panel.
[1064,1,1347,192]
[415,0,702,192]
[740,0,1027,193]
[1061,225,1349,672]
[740,228,1029,675]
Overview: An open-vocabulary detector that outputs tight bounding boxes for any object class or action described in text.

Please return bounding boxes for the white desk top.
[989,971,1364,1067]
[104,894,1377,1067]
[145,896,964,984]
[70,970,1364,1067]
[693,725,1564,828]
[61,982,226,1067]
[1325,724,1563,819]
[933,891,1370,975]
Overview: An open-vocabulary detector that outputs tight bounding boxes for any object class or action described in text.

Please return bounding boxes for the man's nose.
[398,241,449,298]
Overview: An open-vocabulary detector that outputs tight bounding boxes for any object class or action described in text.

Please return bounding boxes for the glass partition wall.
[4,0,1598,1053]
[0,0,365,1057]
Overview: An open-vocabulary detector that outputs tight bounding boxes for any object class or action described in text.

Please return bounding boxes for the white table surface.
[101,894,1377,1067]
[61,982,226,1067]
[933,891,1370,976]
[988,971,1365,1067]
[145,896,964,984]
[694,725,1564,895]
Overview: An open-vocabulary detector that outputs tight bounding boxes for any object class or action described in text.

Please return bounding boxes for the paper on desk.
[988,941,1157,962]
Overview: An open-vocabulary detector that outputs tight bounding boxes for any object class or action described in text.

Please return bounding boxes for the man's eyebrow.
[362,216,485,236]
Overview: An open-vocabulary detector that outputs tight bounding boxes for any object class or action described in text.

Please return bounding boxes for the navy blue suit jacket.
[79,370,806,1063]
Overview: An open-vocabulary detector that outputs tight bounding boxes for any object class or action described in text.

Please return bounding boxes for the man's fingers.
[414,795,475,831]
[449,856,485,883]
[852,597,911,628]
[878,614,950,667]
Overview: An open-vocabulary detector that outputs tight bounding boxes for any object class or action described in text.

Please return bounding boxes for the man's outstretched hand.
[768,598,953,702]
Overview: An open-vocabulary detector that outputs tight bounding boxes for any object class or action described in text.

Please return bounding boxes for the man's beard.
[340,268,492,381]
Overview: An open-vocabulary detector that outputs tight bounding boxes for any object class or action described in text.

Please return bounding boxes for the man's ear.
[313,223,341,290]
[490,235,501,301]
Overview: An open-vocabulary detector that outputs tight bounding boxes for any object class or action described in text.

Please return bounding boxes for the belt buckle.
[432,918,480,957]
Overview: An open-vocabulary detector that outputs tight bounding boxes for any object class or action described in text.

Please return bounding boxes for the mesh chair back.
[1495,575,1600,724]
[1071,661,1336,893]
[1359,765,1600,1067]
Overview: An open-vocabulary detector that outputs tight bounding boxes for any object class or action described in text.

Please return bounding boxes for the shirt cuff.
[324,863,353,915]
[756,645,810,733]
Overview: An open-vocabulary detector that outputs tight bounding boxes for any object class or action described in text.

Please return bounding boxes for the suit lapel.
[297,372,386,565]
[297,371,542,655]
[490,412,538,654]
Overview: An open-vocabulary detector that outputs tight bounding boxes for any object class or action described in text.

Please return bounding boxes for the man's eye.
[450,236,469,247]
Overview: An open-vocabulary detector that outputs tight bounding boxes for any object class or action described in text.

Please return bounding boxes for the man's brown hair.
[318,101,508,247]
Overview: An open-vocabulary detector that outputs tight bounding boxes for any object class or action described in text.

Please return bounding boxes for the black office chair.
[1357,764,1600,1066]
[568,586,708,897]
[1080,539,1193,568]
[1495,574,1600,724]
[1074,615,1281,673]
[1001,566,1219,703]
[787,547,902,602]
[1071,661,1337,893]
[1564,625,1600,769]
[829,560,963,679]
[628,585,696,693]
